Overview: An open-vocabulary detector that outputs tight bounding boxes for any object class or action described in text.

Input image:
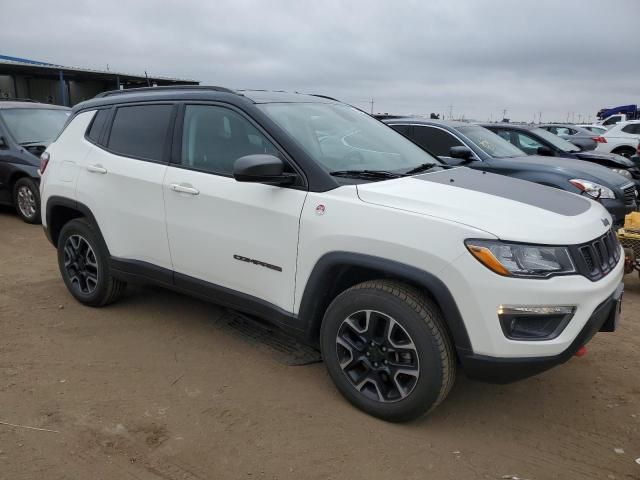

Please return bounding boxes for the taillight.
[592,136,607,143]
[39,152,50,175]
[636,142,640,155]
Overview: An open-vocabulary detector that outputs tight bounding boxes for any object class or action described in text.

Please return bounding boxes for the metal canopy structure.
[0,54,199,107]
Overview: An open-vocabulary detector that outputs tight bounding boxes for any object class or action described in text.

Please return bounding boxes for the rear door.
[76,103,175,271]
[163,103,307,313]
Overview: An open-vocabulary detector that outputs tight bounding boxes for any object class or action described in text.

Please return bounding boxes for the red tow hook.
[575,346,587,357]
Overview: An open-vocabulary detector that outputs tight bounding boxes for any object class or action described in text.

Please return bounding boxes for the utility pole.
[448,104,454,120]
[502,109,507,121]
[538,112,542,124]
[370,98,374,115]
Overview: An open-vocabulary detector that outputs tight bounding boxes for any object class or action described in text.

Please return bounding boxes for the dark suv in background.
[0,100,70,223]
[383,118,637,227]
[481,123,640,188]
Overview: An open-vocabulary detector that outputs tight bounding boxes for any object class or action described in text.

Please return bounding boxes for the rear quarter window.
[107,104,174,162]
[86,109,110,144]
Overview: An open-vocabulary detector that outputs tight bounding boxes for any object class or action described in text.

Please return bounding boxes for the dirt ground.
[1,209,639,480]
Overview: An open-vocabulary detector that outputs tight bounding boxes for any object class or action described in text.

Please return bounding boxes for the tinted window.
[622,124,640,134]
[390,124,411,136]
[603,115,621,126]
[108,104,173,161]
[181,105,278,175]
[87,109,110,144]
[409,126,463,157]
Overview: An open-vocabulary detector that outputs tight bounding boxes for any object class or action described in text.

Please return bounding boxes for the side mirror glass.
[449,146,475,160]
[233,154,296,185]
[537,145,554,156]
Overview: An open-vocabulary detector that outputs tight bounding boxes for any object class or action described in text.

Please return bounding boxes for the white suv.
[40,87,624,421]
[595,120,640,158]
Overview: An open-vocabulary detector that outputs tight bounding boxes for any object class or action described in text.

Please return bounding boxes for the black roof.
[73,86,339,113]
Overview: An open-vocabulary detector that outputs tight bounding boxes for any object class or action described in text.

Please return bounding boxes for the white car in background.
[596,120,640,158]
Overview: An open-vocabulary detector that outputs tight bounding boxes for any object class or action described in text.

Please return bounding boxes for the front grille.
[622,184,637,206]
[574,229,621,281]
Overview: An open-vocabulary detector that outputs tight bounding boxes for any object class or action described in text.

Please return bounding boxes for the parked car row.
[33,86,626,421]
[380,118,638,227]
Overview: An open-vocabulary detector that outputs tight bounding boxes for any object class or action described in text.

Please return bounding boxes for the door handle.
[170,183,200,195]
[87,164,107,174]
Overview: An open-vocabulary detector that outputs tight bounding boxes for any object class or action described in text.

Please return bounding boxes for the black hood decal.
[416,168,591,216]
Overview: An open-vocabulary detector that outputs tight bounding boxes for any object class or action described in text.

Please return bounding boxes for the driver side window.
[410,126,463,157]
[180,105,279,175]
[515,132,543,154]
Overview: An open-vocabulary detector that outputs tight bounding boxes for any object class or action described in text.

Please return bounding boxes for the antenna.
[370,98,374,115]
[144,71,151,87]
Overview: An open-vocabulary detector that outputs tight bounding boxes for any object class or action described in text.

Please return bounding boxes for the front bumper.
[459,282,624,383]
[601,198,635,228]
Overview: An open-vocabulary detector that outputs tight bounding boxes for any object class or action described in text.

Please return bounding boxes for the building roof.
[0,54,198,84]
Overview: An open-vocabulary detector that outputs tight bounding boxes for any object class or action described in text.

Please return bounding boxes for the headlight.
[611,168,632,179]
[569,179,615,199]
[465,240,576,278]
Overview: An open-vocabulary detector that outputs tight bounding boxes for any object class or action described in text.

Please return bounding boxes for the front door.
[163,104,307,313]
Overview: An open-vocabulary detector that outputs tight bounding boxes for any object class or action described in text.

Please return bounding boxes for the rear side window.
[107,104,173,162]
[622,124,640,134]
[86,109,110,144]
[409,126,463,157]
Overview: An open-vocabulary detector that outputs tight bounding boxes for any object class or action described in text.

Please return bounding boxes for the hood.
[356,168,610,245]
[500,154,632,187]
[574,151,634,168]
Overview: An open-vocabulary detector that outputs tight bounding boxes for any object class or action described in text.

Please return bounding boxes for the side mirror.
[0,136,7,149]
[449,146,475,160]
[233,154,296,185]
[537,145,554,156]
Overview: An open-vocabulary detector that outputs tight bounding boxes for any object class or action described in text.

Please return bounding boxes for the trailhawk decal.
[233,254,283,272]
[416,168,591,216]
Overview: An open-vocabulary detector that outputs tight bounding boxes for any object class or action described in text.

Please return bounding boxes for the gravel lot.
[1,209,639,480]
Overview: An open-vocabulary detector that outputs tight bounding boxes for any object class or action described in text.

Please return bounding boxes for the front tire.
[57,218,126,307]
[320,280,456,422]
[13,177,41,224]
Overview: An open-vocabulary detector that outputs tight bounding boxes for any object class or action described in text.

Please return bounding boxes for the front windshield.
[0,108,70,145]
[457,125,525,158]
[530,127,580,152]
[259,102,441,172]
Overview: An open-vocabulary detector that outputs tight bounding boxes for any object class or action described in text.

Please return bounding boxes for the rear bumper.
[459,283,624,384]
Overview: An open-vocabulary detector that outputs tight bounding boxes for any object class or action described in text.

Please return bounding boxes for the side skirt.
[109,257,308,339]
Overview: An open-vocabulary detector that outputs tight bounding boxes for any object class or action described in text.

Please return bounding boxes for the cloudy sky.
[2,0,638,121]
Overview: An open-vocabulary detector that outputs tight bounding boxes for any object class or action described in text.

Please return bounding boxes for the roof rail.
[309,93,340,102]
[0,97,38,103]
[95,85,238,98]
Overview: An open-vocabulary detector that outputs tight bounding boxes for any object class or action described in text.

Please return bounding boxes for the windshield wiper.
[404,162,455,175]
[330,169,404,179]
[19,141,46,146]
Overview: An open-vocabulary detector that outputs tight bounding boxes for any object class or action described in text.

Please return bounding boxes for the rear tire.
[57,218,126,307]
[612,147,636,158]
[13,177,41,224]
[320,280,456,422]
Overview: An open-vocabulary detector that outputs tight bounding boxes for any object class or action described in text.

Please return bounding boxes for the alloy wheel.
[16,185,37,219]
[63,235,99,294]
[335,310,420,403]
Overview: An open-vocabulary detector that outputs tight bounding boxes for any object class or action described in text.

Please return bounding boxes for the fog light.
[498,305,576,340]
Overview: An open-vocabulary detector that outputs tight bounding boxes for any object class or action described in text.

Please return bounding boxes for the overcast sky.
[1,0,638,121]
